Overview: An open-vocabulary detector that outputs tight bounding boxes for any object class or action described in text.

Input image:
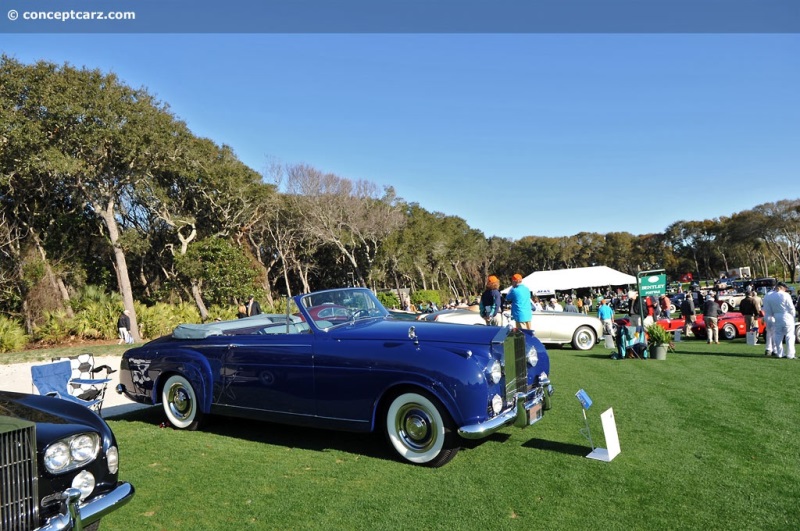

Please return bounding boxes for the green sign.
[638,270,667,297]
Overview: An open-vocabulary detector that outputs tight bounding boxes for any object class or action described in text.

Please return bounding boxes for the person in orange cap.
[479,275,503,325]
[506,273,532,329]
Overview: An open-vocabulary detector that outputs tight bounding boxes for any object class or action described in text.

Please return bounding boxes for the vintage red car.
[691,312,766,340]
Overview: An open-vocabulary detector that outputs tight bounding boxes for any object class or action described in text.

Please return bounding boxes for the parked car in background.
[117,287,554,467]
[421,308,602,351]
[386,309,419,321]
[668,292,702,314]
[0,391,134,530]
[416,308,487,325]
[750,277,777,291]
[715,291,747,313]
[614,315,694,334]
[691,312,769,340]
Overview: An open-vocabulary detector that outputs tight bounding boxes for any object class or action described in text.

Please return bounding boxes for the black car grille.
[0,418,38,531]
[503,331,529,403]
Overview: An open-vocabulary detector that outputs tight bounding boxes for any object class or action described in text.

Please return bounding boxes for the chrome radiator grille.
[1,418,38,531]
[503,332,528,403]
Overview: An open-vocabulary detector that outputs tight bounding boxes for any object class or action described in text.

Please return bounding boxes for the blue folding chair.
[31,360,112,414]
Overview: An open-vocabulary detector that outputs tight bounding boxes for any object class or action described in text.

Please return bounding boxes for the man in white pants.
[762,283,796,359]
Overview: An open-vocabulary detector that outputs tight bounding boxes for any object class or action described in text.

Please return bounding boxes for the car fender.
[365,345,495,431]
[371,375,464,431]
[148,349,215,413]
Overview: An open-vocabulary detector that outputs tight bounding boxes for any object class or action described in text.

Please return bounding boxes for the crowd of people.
[195,274,797,360]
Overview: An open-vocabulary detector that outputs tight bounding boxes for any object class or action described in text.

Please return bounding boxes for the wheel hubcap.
[397,405,435,451]
[169,385,192,420]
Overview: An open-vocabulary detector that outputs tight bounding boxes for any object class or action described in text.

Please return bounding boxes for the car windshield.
[298,288,389,330]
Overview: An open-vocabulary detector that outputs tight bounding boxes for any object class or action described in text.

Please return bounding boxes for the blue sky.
[2,34,798,240]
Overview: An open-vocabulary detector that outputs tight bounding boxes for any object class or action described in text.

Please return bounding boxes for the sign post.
[637,269,667,299]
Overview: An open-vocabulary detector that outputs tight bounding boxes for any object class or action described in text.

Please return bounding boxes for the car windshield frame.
[296,287,389,330]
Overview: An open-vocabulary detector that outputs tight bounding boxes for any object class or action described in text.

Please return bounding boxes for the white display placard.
[586,407,621,462]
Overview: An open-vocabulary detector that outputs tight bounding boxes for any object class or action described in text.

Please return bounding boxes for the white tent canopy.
[503,266,636,294]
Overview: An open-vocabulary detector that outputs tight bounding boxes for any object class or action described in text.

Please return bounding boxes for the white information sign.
[586,407,621,462]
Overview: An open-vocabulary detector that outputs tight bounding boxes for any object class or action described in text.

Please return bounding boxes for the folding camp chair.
[51,353,116,404]
[613,325,649,359]
[31,358,113,414]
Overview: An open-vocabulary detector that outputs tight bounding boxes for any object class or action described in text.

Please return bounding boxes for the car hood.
[0,391,112,447]
[330,318,508,344]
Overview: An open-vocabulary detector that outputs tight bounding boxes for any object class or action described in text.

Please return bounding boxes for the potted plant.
[646,323,672,360]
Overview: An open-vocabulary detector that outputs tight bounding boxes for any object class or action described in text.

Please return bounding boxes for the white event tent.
[502,266,636,296]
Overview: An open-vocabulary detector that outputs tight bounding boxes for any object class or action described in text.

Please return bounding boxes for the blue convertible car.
[117,287,553,467]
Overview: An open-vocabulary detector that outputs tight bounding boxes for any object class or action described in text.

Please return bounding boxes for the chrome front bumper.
[457,383,554,440]
[39,482,135,531]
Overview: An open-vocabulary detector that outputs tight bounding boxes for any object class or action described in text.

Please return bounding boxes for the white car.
[418,309,602,351]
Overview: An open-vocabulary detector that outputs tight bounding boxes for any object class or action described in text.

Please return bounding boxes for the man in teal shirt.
[506,273,533,329]
[597,299,614,335]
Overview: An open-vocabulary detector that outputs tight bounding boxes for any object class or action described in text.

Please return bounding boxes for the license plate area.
[527,402,543,424]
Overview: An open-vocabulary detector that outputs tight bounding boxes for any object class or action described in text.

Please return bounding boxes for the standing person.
[583,296,592,315]
[117,310,133,345]
[762,282,796,359]
[506,273,533,330]
[680,293,696,337]
[702,295,722,344]
[564,298,579,313]
[597,299,615,336]
[738,290,762,337]
[531,296,544,312]
[763,286,778,356]
[628,292,645,328]
[479,275,504,326]
[660,295,672,321]
[547,298,563,312]
[246,295,262,316]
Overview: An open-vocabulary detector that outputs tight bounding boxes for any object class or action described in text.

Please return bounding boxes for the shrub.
[72,299,121,340]
[34,310,75,344]
[411,290,442,309]
[646,323,671,347]
[137,302,201,340]
[0,316,29,353]
[376,291,401,309]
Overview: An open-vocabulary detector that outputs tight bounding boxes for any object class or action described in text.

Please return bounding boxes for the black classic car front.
[0,391,134,531]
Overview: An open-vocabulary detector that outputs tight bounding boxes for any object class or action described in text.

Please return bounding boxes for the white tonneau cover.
[172,314,300,339]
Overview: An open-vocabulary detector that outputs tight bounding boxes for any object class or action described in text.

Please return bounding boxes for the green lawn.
[81,337,799,530]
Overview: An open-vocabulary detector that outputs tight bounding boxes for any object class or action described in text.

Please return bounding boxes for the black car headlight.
[44,433,100,473]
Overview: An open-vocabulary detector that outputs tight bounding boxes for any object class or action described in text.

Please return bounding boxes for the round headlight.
[70,434,99,464]
[491,394,503,415]
[44,442,71,473]
[71,470,96,500]
[489,360,502,384]
[107,446,119,474]
[527,345,538,366]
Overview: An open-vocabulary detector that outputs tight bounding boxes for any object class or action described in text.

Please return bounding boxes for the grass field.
[4,337,797,529]
[46,337,789,531]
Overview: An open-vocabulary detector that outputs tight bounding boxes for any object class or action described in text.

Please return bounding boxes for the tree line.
[2,56,798,340]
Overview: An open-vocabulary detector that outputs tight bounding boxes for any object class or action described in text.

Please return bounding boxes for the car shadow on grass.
[110,406,497,464]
